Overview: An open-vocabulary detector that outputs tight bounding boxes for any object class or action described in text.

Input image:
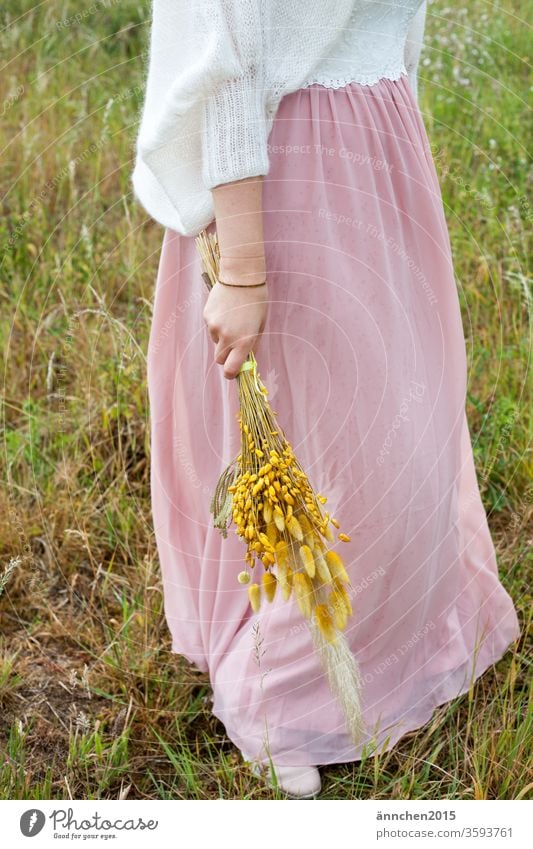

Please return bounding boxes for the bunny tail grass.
[308,614,366,747]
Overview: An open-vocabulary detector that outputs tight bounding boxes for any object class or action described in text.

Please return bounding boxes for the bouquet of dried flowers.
[196,229,365,745]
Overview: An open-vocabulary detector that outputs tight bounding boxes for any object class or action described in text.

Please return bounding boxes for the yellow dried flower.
[275,539,289,568]
[329,588,348,629]
[299,544,316,578]
[248,583,261,613]
[315,604,337,643]
[266,520,278,548]
[314,548,332,584]
[258,532,275,551]
[303,534,316,552]
[338,533,351,542]
[262,571,277,602]
[334,579,353,615]
[299,514,313,535]
[325,550,350,584]
[293,572,313,618]
[321,523,334,543]
[287,514,303,542]
[279,566,294,601]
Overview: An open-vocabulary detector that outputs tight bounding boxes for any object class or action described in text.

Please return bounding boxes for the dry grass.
[0,0,531,799]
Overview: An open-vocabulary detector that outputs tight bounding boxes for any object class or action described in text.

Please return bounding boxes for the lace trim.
[301,65,409,90]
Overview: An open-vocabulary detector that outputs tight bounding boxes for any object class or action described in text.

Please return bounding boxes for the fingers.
[202,286,267,379]
[223,345,248,380]
[214,335,252,380]
[214,336,231,365]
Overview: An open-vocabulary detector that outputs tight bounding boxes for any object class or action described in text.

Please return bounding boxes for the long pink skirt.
[146,72,520,766]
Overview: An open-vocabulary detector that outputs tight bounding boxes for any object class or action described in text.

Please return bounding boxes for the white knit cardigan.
[132,1,427,237]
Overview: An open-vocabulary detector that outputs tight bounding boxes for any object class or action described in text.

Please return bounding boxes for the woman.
[132,1,520,798]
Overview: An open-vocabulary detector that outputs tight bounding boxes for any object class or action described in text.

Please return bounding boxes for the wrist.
[218,254,266,286]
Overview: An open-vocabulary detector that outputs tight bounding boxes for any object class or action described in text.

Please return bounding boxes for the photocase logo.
[20,809,46,837]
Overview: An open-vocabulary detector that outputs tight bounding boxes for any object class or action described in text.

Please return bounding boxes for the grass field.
[0,0,531,799]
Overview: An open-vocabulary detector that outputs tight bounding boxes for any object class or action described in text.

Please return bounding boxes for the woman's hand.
[203,276,269,379]
[205,174,268,379]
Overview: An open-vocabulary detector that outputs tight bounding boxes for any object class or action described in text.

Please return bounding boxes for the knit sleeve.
[200,0,270,189]
[404,1,427,104]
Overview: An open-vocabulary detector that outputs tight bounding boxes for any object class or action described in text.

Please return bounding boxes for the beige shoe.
[244,754,321,798]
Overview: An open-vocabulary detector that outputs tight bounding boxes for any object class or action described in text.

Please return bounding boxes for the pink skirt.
[147,73,520,766]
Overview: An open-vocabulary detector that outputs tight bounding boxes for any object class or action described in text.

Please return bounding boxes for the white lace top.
[132,1,427,237]
[302,0,427,96]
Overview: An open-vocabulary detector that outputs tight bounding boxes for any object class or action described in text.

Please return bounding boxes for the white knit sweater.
[132,1,427,237]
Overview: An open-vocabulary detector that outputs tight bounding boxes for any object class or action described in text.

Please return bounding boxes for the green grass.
[0,0,531,799]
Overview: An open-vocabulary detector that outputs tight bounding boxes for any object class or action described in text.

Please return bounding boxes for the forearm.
[211,176,266,286]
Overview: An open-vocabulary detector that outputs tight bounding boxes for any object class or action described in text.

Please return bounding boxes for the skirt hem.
[206,626,518,767]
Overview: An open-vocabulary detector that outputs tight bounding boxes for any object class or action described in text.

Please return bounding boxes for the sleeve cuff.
[201,74,271,189]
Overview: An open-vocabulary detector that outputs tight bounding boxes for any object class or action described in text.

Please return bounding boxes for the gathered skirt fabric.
[146,72,520,766]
